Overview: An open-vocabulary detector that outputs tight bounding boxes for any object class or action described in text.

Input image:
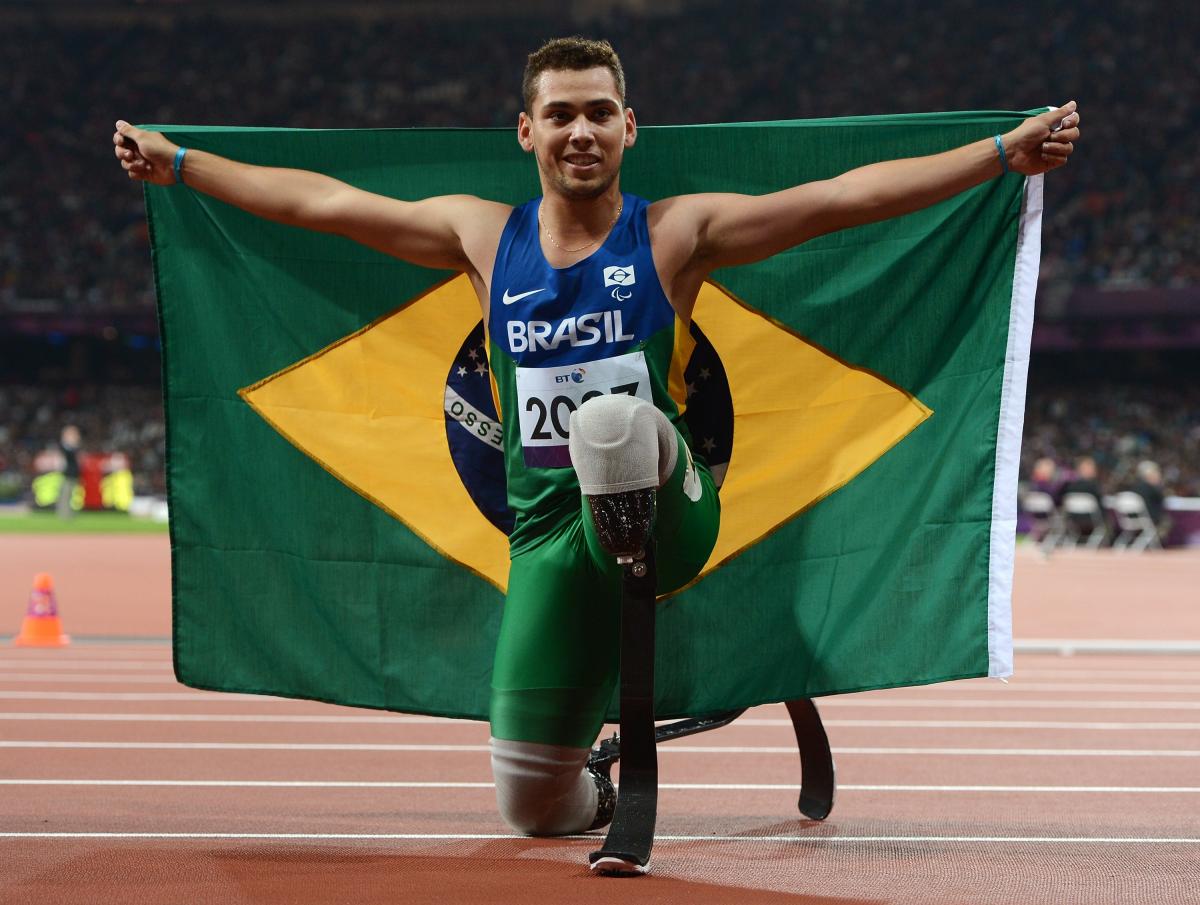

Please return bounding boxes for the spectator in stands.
[3,4,1198,506]
[1,1,1197,313]
[1060,455,1107,544]
[0,384,166,500]
[1021,379,1200,499]
[1061,456,1104,510]
[1130,459,1171,540]
[57,423,81,519]
[1029,457,1061,500]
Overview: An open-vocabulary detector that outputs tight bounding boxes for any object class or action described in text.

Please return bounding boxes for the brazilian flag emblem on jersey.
[146,113,1041,720]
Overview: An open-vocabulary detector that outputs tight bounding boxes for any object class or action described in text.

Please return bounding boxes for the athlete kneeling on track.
[113,36,1080,854]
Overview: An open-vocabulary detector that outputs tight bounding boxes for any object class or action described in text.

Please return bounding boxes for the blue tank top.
[486,193,694,549]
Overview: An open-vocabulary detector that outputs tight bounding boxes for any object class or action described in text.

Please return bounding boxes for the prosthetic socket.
[568,395,678,560]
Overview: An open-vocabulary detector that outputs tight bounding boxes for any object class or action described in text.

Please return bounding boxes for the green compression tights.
[489,433,720,749]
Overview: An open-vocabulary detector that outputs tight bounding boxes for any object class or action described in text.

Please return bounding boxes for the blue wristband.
[173,146,188,185]
[993,135,1008,176]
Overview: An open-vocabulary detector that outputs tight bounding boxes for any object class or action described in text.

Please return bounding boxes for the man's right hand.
[113,121,179,185]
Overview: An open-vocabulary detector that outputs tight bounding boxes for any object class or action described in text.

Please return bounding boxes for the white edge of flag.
[988,172,1044,678]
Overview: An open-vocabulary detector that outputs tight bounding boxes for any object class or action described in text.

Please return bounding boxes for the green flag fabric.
[146,112,1041,721]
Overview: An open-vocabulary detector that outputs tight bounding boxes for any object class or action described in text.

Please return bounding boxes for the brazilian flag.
[146,113,1041,720]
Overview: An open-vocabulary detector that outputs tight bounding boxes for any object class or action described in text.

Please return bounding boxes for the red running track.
[1,544,1199,903]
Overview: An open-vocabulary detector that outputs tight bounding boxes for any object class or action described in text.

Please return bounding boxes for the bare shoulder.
[647,193,718,229]
[423,194,512,231]
[646,194,729,315]
[431,194,512,272]
[434,196,512,308]
[647,194,708,261]
[646,193,741,250]
[647,193,740,271]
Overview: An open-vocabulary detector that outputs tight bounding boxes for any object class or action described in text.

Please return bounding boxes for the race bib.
[515,350,653,468]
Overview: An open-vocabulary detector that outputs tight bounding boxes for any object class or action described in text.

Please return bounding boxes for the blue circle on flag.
[444,322,732,536]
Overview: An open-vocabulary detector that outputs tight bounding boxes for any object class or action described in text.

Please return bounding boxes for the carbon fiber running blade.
[785,697,837,820]
[588,710,746,772]
[590,544,657,874]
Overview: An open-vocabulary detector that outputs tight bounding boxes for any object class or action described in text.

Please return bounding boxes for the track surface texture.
[2,542,1199,904]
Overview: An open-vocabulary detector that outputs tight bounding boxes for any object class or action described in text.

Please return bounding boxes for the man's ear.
[517,112,534,153]
[624,107,637,149]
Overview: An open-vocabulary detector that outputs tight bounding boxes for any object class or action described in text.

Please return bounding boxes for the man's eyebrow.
[542,98,619,110]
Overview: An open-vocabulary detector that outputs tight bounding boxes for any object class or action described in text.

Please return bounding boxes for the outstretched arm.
[680,103,1080,270]
[112,121,505,272]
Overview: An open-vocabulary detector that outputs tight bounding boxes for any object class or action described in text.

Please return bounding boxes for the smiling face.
[518,66,637,200]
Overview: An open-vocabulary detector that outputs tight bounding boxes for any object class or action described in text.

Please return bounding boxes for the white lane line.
[1013,669,1200,680]
[13,678,1193,692]
[0,691,278,702]
[1,780,1198,794]
[0,647,169,656]
[669,784,1200,793]
[0,779,491,789]
[3,741,1199,756]
[916,682,1200,693]
[0,674,179,684]
[819,699,1200,711]
[77,665,1200,677]
[0,832,1195,844]
[59,661,1191,679]
[0,713,458,725]
[0,660,172,670]
[1,712,1197,731]
[746,719,1200,731]
[3,692,1200,711]
[0,741,489,752]
[1015,639,1200,655]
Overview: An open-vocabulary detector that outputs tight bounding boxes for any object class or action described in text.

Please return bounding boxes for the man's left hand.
[1004,101,1081,175]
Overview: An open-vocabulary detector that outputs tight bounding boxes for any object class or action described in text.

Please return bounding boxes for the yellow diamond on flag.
[241,275,931,593]
[692,281,932,576]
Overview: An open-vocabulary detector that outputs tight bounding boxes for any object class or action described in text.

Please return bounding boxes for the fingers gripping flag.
[145,113,1040,720]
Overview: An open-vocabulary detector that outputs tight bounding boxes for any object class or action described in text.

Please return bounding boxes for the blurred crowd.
[1,375,1197,507]
[1,0,1197,313]
[1021,380,1200,499]
[0,384,166,500]
[2,1,1197,509]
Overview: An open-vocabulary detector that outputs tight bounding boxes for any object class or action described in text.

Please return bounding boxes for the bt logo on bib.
[603,265,636,302]
[555,368,587,385]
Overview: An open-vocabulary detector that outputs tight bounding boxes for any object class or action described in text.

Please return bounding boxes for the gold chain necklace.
[539,200,623,253]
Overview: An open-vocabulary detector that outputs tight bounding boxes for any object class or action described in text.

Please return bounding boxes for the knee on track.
[489,737,598,836]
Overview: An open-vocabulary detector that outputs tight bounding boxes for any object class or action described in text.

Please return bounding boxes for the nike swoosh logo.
[502,287,547,306]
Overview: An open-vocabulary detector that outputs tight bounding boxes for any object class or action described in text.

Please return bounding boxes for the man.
[1130,459,1171,541]
[114,37,1080,847]
[1060,456,1107,545]
[56,424,82,520]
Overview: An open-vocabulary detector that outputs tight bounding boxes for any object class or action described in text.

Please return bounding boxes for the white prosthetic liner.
[568,395,677,497]
[490,738,598,836]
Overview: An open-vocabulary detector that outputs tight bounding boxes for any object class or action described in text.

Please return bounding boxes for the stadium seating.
[1061,492,1107,549]
[1109,492,1164,553]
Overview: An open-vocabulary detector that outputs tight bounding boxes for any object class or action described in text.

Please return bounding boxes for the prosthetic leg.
[569,396,836,876]
[569,396,669,874]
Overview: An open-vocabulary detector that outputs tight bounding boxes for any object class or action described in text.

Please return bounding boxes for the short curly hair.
[522,37,626,112]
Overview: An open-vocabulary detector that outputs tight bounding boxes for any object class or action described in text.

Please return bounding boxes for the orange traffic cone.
[13,573,70,647]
